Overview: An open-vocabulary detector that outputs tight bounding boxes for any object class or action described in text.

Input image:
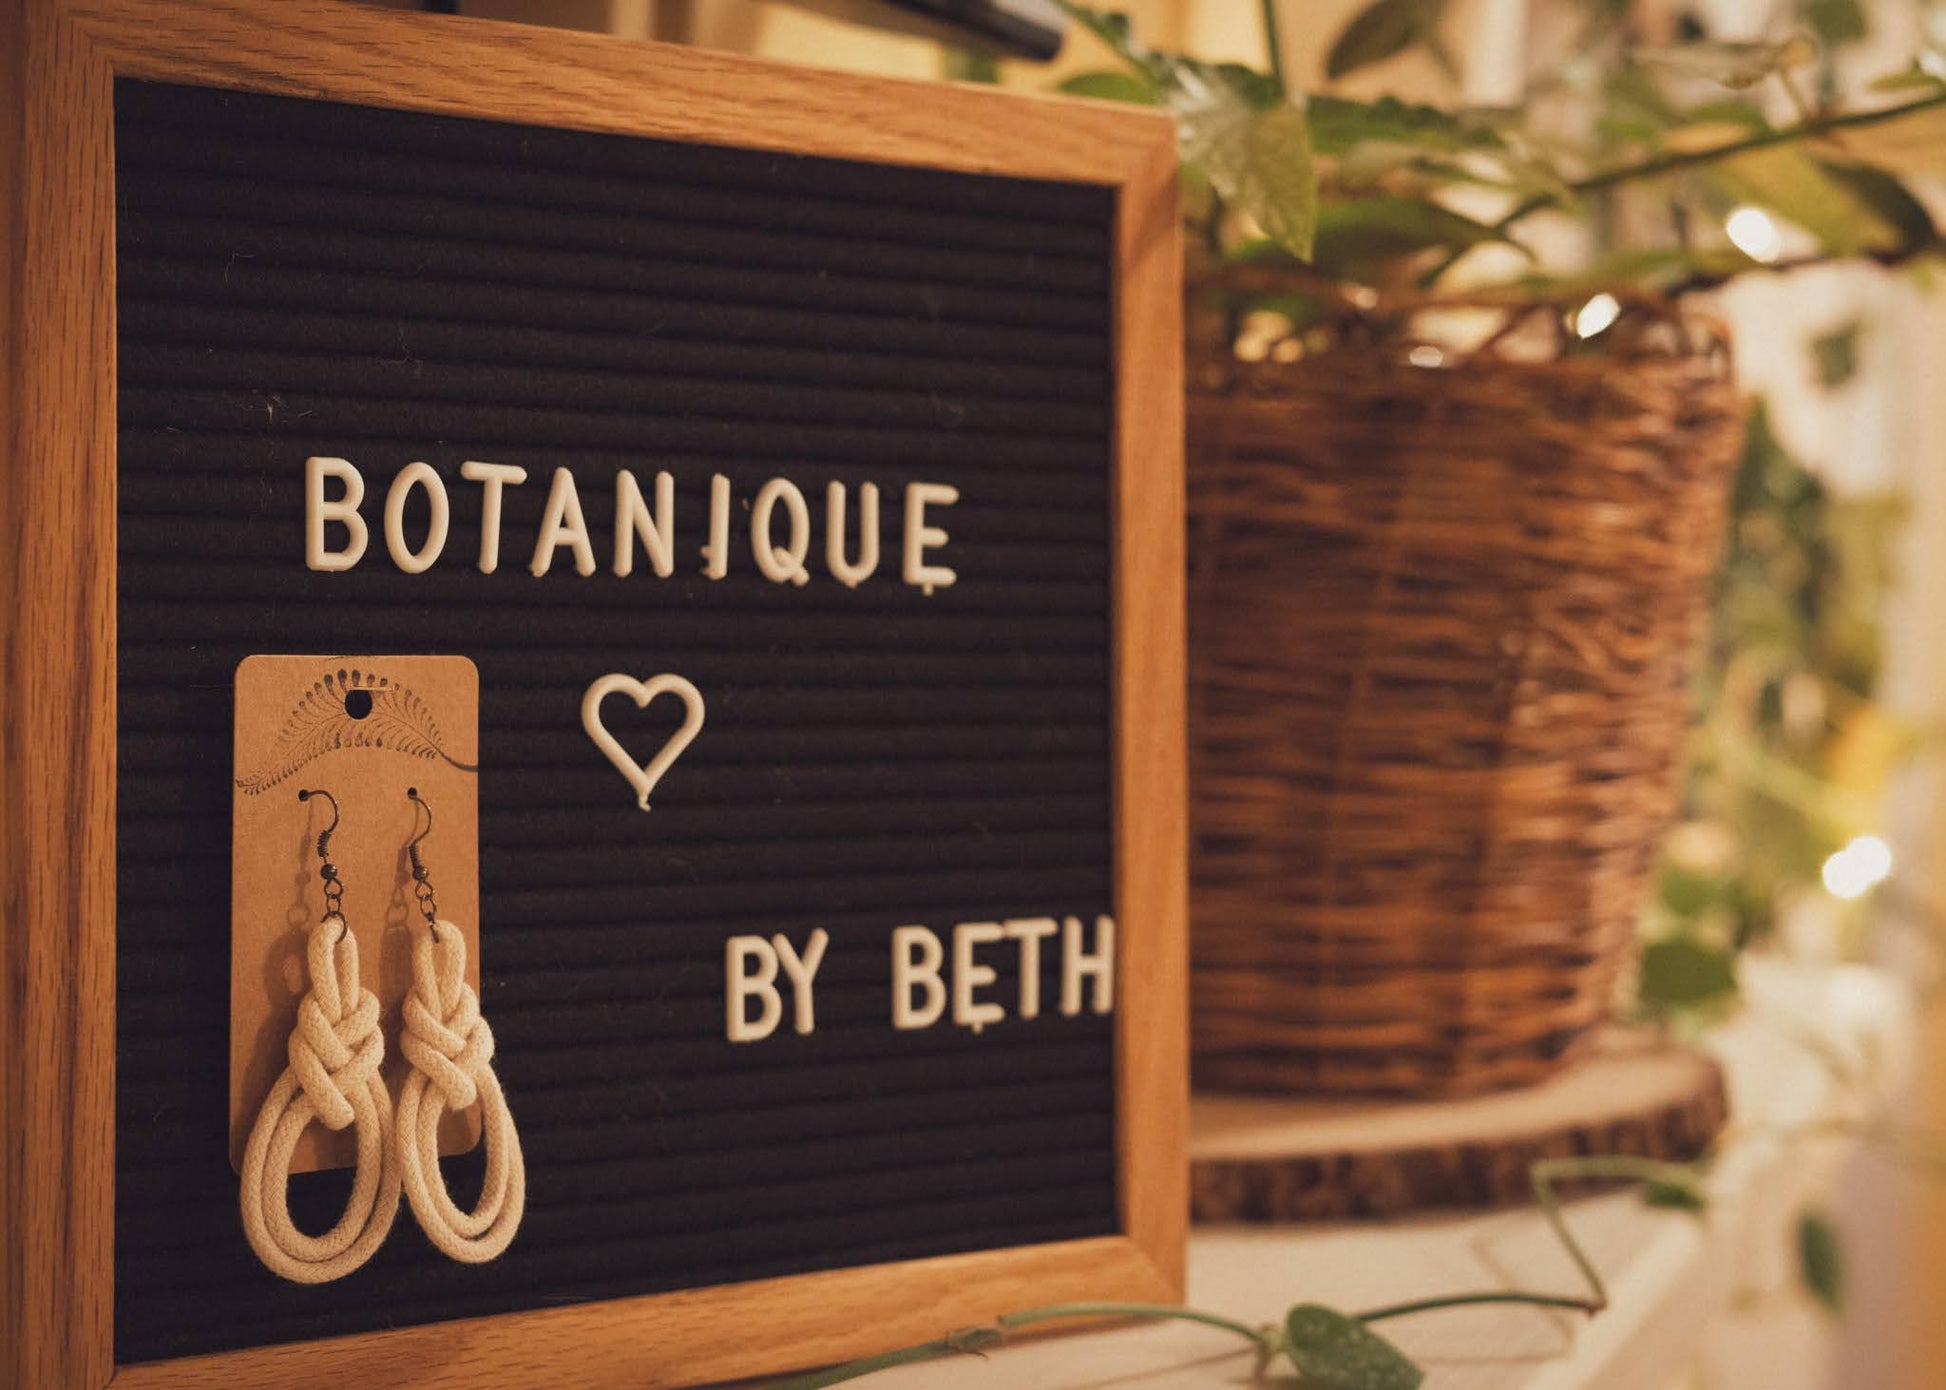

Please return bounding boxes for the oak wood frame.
[0,1,1187,1385]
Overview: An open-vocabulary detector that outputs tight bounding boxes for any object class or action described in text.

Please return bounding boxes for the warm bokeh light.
[1573,292,1621,339]
[1726,205,1784,263]
[1822,834,1894,900]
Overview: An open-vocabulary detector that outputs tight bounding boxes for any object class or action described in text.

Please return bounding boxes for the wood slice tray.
[1191,1028,1729,1222]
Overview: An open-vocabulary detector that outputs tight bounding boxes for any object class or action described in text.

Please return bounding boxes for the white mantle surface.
[838,962,1904,1390]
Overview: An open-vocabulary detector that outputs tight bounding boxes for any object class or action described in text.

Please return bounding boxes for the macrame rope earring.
[396,788,526,1262]
[240,789,401,1283]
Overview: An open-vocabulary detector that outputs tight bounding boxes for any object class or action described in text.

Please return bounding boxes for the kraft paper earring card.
[230,654,481,1174]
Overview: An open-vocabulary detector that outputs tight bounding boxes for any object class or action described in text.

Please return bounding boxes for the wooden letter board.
[0,2,1186,1386]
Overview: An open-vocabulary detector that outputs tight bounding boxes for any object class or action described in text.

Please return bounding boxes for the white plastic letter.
[582,673,707,812]
[530,466,596,577]
[902,482,959,596]
[773,929,830,1036]
[750,478,811,587]
[726,936,783,1043]
[701,473,732,580]
[614,469,675,578]
[461,460,527,575]
[825,480,880,588]
[1003,917,1059,1020]
[383,462,450,575]
[305,456,368,572]
[952,922,1006,1035]
[1060,914,1116,1017]
[892,926,946,1031]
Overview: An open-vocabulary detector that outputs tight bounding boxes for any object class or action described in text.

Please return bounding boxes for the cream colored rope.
[239,913,401,1283]
[397,919,526,1263]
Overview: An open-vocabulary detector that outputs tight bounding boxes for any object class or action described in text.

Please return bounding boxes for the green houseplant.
[1060,0,1946,307]
[1054,0,1941,1096]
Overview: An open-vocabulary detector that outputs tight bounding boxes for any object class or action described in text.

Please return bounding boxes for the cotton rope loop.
[239,913,401,1283]
[397,919,526,1263]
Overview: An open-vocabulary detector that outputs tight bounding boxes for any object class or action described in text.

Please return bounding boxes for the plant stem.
[1259,0,1286,92]
[1566,88,1946,200]
[764,1156,1717,1388]
[1423,87,1946,286]
[1663,235,1942,295]
[764,1303,1270,1389]
[1358,1290,1602,1322]
[762,1285,1611,1390]
[999,1301,1267,1344]
[764,1329,1003,1390]
[1530,1156,1707,1310]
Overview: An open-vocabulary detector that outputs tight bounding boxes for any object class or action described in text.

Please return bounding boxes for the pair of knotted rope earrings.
[240,787,525,1284]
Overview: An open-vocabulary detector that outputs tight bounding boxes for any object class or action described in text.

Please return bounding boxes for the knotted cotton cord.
[397,919,526,1262]
[239,913,401,1283]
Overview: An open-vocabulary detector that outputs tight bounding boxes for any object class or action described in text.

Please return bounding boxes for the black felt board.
[113,78,1118,1364]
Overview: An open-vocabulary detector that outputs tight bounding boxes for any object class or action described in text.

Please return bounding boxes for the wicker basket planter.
[1188,307,1745,1097]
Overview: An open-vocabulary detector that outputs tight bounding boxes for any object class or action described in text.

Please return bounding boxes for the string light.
[1726,206,1784,263]
[1821,834,1893,900]
[1573,292,1621,339]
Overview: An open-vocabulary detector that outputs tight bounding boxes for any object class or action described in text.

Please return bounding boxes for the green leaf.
[1067,0,1307,272]
[1157,84,1313,256]
[1658,863,1732,919]
[1711,145,1901,255]
[1601,65,1686,142]
[1309,196,1506,282]
[1210,60,1285,110]
[1059,69,1159,104]
[1683,99,1770,132]
[1057,8,1311,256]
[1237,103,1318,259]
[1307,94,1505,155]
[943,49,1000,84]
[1638,938,1739,1009]
[1806,0,1866,47]
[1642,1179,1709,1213]
[1061,2,1139,60]
[1818,104,1946,180]
[1062,2,1284,106]
[1326,0,1446,80]
[1490,247,1751,297]
[1220,237,1309,267]
[1797,1210,1845,1314]
[1636,33,1819,90]
[1811,320,1864,389]
[1868,62,1946,95]
[1285,1305,1424,1390]
[1816,161,1937,251]
[1059,2,1173,84]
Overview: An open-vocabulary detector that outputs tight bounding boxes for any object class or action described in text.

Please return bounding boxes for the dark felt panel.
[113,79,1118,1363]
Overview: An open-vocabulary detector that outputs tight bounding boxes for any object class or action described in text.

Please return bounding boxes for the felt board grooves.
[121,258,1106,365]
[109,123,1104,254]
[118,215,1101,329]
[113,79,1120,1362]
[115,170,1110,297]
[119,301,1109,398]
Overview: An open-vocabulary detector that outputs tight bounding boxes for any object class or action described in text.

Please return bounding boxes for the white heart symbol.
[581,673,707,812]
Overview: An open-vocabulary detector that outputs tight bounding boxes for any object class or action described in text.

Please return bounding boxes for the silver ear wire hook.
[298,787,339,856]
[406,787,439,927]
[297,788,344,923]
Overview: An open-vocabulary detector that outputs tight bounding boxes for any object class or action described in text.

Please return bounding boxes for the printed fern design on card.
[235,666,477,793]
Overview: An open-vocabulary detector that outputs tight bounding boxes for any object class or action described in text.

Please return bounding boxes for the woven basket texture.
[1188,308,1745,1096]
